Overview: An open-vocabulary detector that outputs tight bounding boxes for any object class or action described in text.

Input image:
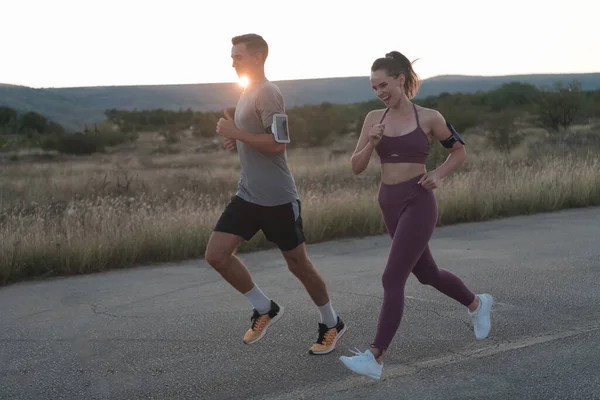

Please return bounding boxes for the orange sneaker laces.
[251,314,270,331]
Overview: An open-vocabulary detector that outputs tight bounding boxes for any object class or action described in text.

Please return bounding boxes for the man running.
[206,33,347,355]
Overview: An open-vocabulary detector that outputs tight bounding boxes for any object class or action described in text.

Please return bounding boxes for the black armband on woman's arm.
[439,122,465,149]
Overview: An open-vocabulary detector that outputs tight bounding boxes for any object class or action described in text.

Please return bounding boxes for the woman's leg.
[412,231,494,340]
[339,189,438,380]
[412,245,476,307]
[371,190,439,356]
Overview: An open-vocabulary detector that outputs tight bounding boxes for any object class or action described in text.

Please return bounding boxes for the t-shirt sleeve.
[255,85,285,131]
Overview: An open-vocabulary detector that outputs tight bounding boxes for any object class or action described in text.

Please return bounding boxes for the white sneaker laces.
[348,348,372,362]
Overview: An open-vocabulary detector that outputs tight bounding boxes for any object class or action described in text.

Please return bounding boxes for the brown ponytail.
[371,51,421,99]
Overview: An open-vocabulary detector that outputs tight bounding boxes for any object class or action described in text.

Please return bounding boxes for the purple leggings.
[372,174,476,350]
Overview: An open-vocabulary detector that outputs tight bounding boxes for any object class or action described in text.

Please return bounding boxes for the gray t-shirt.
[233,79,299,206]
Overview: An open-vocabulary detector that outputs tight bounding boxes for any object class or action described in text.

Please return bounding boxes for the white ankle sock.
[244,285,271,314]
[318,302,338,328]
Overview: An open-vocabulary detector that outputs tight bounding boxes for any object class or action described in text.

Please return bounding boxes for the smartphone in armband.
[271,114,290,144]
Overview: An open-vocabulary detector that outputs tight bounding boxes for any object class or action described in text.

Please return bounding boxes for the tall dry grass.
[1,131,600,285]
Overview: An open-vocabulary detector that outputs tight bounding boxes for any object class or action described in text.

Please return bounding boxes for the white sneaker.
[339,348,383,380]
[469,293,493,339]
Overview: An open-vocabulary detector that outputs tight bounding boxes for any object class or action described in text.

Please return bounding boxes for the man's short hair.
[232,33,269,62]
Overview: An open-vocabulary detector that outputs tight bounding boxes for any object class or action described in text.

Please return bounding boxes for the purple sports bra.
[375,104,429,164]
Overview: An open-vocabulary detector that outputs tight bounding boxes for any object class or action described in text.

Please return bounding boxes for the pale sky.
[1,0,598,88]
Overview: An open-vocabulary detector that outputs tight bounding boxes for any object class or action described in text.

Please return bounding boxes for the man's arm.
[216,85,287,154]
[248,84,286,154]
[236,130,285,154]
[217,110,284,154]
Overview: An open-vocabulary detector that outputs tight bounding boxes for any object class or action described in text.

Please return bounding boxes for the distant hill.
[1,73,599,131]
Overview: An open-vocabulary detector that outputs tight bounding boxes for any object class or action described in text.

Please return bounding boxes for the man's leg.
[205,231,253,294]
[262,199,347,355]
[281,243,330,311]
[206,196,285,344]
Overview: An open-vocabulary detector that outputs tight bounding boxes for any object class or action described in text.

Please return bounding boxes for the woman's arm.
[350,111,380,175]
[430,110,467,178]
[418,110,467,189]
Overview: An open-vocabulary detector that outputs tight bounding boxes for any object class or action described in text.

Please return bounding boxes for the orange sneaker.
[309,316,347,355]
[243,300,285,345]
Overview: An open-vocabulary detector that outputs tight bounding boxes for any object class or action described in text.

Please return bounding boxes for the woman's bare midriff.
[380,163,427,185]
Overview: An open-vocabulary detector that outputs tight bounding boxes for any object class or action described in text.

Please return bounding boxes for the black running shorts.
[214,195,306,252]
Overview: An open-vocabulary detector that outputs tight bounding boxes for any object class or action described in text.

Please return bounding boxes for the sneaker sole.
[474,294,493,340]
[243,306,285,345]
[308,325,348,355]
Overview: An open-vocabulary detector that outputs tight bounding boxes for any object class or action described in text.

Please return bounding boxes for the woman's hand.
[418,171,441,190]
[368,124,385,147]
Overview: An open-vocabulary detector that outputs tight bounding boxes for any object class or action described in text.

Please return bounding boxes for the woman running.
[339,51,493,380]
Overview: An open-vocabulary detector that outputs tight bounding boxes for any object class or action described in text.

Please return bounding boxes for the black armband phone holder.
[439,122,465,149]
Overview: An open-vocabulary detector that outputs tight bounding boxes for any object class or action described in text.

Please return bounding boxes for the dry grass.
[1,129,600,285]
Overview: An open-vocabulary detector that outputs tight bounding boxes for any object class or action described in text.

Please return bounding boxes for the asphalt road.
[1,207,599,400]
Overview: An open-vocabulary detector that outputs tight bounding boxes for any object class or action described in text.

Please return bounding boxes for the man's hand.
[223,138,237,152]
[216,108,284,154]
[216,109,241,139]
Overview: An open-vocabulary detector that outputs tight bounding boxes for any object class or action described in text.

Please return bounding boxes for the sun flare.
[238,76,249,88]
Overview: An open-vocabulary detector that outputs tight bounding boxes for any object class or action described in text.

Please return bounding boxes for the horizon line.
[2,71,600,90]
